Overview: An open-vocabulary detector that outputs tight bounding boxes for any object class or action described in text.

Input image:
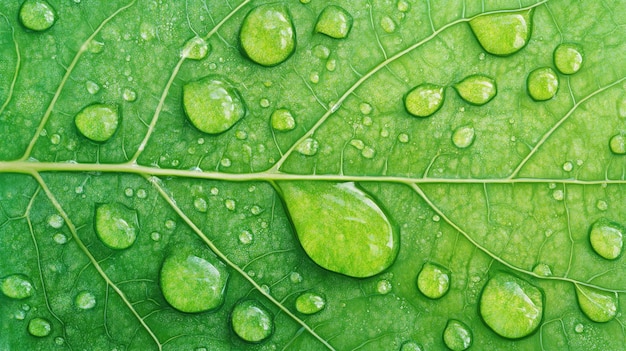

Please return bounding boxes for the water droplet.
[398,133,410,143]
[278,181,399,278]
[417,262,450,299]
[432,215,441,222]
[609,134,626,155]
[165,219,176,230]
[397,0,410,12]
[589,218,624,260]
[87,40,104,54]
[271,109,296,132]
[1,274,35,299]
[454,75,497,105]
[250,205,263,215]
[122,88,137,102]
[404,83,445,117]
[350,139,365,150]
[49,133,61,145]
[54,336,64,345]
[312,44,330,59]
[210,187,219,195]
[53,233,67,245]
[28,317,51,337]
[182,36,210,60]
[124,188,134,197]
[225,199,236,211]
[326,58,337,72]
[380,16,396,33]
[554,43,583,75]
[575,284,618,322]
[362,116,373,126]
[183,76,246,134]
[139,22,156,41]
[295,292,326,314]
[552,189,564,201]
[194,198,208,213]
[574,323,584,333]
[296,138,319,156]
[231,299,274,343]
[532,263,552,277]
[452,126,475,149]
[48,214,64,228]
[361,146,375,159]
[289,272,302,283]
[19,0,56,32]
[315,5,353,39]
[160,251,229,313]
[240,5,295,66]
[75,104,120,143]
[75,291,96,310]
[95,203,138,250]
[309,72,320,84]
[359,102,372,115]
[300,0,310,3]
[150,232,161,241]
[220,158,232,168]
[478,52,486,60]
[562,161,573,172]
[260,98,270,108]
[235,130,248,140]
[86,80,100,95]
[239,230,253,245]
[597,200,608,211]
[377,279,392,294]
[443,319,472,351]
[469,9,533,56]
[527,67,559,101]
[479,272,543,339]
[136,188,147,199]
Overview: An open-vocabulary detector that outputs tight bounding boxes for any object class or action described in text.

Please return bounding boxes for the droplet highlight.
[454,75,497,105]
[527,67,559,101]
[296,138,319,156]
[28,317,52,337]
[182,36,210,60]
[19,0,56,32]
[315,5,353,39]
[452,126,475,149]
[404,84,445,117]
[1,274,35,299]
[589,218,624,260]
[94,202,139,250]
[231,299,274,343]
[239,5,296,66]
[575,284,618,323]
[609,134,626,155]
[417,262,450,299]
[271,109,296,131]
[75,291,96,310]
[469,9,533,56]
[554,43,583,75]
[443,319,472,351]
[295,292,326,315]
[74,104,120,143]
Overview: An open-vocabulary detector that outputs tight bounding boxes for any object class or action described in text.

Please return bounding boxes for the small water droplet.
[398,133,410,143]
[452,126,475,149]
[53,233,67,245]
[250,205,263,215]
[380,129,390,138]
[545,229,554,237]
[75,104,120,143]
[350,139,365,150]
[182,36,210,60]
[478,52,486,60]
[554,43,583,75]
[231,299,274,343]
[240,4,295,66]
[562,161,573,172]
[397,0,410,12]
[315,5,353,39]
[95,203,138,250]
[88,40,104,54]
[74,185,83,194]
[380,16,396,33]
[122,88,137,102]
[225,199,236,211]
[296,138,319,156]
[432,215,440,222]
[609,134,626,155]
[1,274,35,299]
[376,279,392,294]
[19,0,56,32]
[194,198,208,213]
[150,232,161,241]
[124,188,134,197]
[54,337,65,345]
[454,75,497,105]
[417,262,450,299]
[589,218,624,260]
[404,83,445,117]
[361,146,375,159]
[469,9,533,56]
[597,200,608,211]
[574,323,584,333]
[210,187,219,195]
[28,317,52,337]
[239,230,253,245]
[552,189,564,201]
[165,219,176,230]
[260,98,270,108]
[362,116,373,126]
[48,214,64,229]
[235,130,248,140]
[527,67,559,101]
[220,158,232,168]
[136,188,147,199]
[85,80,100,95]
[295,292,326,314]
[75,291,96,310]
[532,263,552,277]
[139,22,156,41]
[326,58,336,72]
[359,102,372,115]
[443,319,472,351]
[50,133,61,145]
[271,109,296,132]
[289,272,302,283]
[309,72,320,84]
[312,44,330,59]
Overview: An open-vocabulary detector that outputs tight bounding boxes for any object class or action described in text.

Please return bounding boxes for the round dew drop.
[19,0,57,32]
[239,5,295,66]
[454,75,497,105]
[452,126,475,149]
[315,5,353,39]
[74,104,120,143]
[554,43,583,75]
[182,36,210,60]
[1,274,35,299]
[295,292,326,315]
[94,203,138,250]
[75,291,96,310]
[160,252,229,313]
[443,319,472,351]
[417,262,450,299]
[271,109,296,131]
[404,84,445,117]
[469,9,533,56]
[589,218,624,260]
[296,138,319,156]
[609,134,626,155]
[183,76,246,135]
[527,67,559,101]
[28,317,52,337]
[575,284,618,323]
[231,299,274,343]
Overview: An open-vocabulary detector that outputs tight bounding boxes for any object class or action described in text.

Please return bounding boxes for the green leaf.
[1,0,625,350]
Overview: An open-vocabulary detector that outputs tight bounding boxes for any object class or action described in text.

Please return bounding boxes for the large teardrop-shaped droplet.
[315,5,353,39]
[575,284,618,323]
[94,202,139,250]
[469,9,533,56]
[278,181,398,278]
[239,5,296,66]
[589,218,624,260]
[231,299,274,343]
[454,75,497,105]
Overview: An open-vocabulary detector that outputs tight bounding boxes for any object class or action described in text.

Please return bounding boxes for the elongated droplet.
[231,300,274,343]
[239,5,295,66]
[160,251,229,313]
[295,292,326,315]
[94,202,138,250]
[479,272,543,339]
[554,43,583,75]
[19,0,56,32]
[454,75,497,105]
[575,284,618,323]
[527,67,559,101]
[74,104,120,143]
[28,317,51,337]
[443,319,472,351]
[183,76,246,134]
[589,218,624,260]
[75,291,96,310]
[469,9,533,56]
[452,126,475,149]
[1,274,34,299]
[609,134,626,155]
[182,36,210,60]
[404,84,445,117]
[315,5,353,39]
[532,263,552,277]
[278,181,398,278]
[417,262,450,299]
[271,109,296,131]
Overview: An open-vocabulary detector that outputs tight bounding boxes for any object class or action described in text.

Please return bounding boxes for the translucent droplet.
[326,58,337,72]
[562,161,573,172]
[527,67,559,101]
[210,187,219,195]
[469,9,533,56]
[160,251,229,313]
[50,133,61,145]
[124,188,134,197]
[271,109,296,132]
[183,76,246,134]
[239,230,253,245]
[575,284,618,322]
[260,98,270,108]
[312,44,330,59]
[532,263,552,277]
[139,22,156,41]
[122,88,137,102]
[350,139,365,150]
[94,202,138,250]
[86,80,100,95]
[231,300,274,343]
[398,133,409,143]
[19,0,56,32]
[315,5,353,39]
[609,134,626,155]
[574,323,584,333]
[380,16,396,33]
[250,205,263,215]
[397,0,410,12]
[235,130,248,140]
[75,104,120,143]
[75,291,96,310]
[377,279,392,294]
[53,233,67,245]
[1,274,35,299]
[28,317,52,337]
[289,272,303,283]
[359,102,372,115]
[361,146,375,159]
[480,272,543,339]
[589,218,624,260]
[136,188,147,199]
[194,198,208,213]
[182,36,210,60]
[150,232,161,241]
[295,292,326,314]
[54,336,64,345]
[48,214,64,228]
[220,158,232,168]
[417,262,450,299]
[552,189,564,201]
[443,319,472,351]
[240,5,295,66]
[597,200,608,211]
[296,138,319,156]
[309,72,320,84]
[554,43,583,75]
[165,219,176,230]
[432,215,441,222]
[225,199,236,211]
[454,75,497,105]
[452,126,475,149]
[404,83,445,117]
